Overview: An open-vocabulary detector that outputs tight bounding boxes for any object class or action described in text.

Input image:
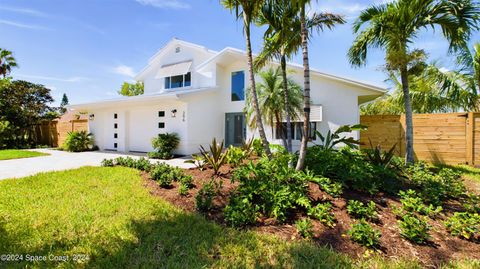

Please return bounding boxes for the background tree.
[245,68,303,148]
[255,0,345,153]
[60,93,69,114]
[118,81,144,96]
[457,42,480,100]
[0,80,55,148]
[222,0,272,158]
[348,0,479,165]
[0,49,17,78]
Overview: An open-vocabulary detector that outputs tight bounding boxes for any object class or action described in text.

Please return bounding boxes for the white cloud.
[311,1,367,17]
[0,5,49,17]
[16,74,88,82]
[135,0,190,9]
[0,19,50,30]
[113,65,136,77]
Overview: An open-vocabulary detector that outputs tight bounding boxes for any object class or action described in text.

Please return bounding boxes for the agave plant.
[199,138,228,175]
[363,140,397,168]
[315,124,367,150]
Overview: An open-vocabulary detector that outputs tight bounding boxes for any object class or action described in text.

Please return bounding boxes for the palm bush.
[148,132,180,160]
[62,131,94,152]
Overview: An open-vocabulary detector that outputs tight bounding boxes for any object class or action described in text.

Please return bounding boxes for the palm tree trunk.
[400,66,414,165]
[281,54,293,153]
[275,113,288,149]
[243,14,272,158]
[296,5,310,170]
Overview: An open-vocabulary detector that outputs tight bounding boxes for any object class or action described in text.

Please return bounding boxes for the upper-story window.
[165,72,191,89]
[231,71,245,101]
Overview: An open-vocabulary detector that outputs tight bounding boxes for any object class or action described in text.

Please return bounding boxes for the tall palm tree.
[457,42,480,101]
[245,68,303,148]
[255,0,345,153]
[348,0,479,165]
[0,49,17,78]
[222,0,272,158]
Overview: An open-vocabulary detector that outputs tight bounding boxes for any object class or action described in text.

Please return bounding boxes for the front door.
[225,113,246,147]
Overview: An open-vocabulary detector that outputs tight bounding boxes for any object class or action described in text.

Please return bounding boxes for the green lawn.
[0,149,49,160]
[0,167,476,268]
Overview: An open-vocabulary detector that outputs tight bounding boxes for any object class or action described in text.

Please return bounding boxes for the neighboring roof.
[68,87,217,110]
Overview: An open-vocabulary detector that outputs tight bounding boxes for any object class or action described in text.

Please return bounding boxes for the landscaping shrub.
[150,163,187,188]
[463,193,480,213]
[199,138,228,175]
[394,189,442,217]
[295,218,314,239]
[225,145,247,167]
[102,157,153,172]
[309,176,343,197]
[148,132,180,159]
[398,213,431,244]
[445,212,480,241]
[224,196,258,227]
[101,158,114,167]
[227,156,311,225]
[307,202,335,228]
[178,184,189,196]
[347,220,381,248]
[251,138,264,156]
[63,131,94,152]
[195,178,219,212]
[346,200,378,221]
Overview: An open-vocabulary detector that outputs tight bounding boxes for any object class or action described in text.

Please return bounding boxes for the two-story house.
[69,38,386,155]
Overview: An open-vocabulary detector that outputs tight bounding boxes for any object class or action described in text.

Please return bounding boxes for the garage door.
[128,109,157,152]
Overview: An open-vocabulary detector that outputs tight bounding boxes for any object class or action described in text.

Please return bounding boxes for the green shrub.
[101,158,114,167]
[347,220,381,248]
[199,138,228,175]
[178,184,189,196]
[295,218,314,239]
[150,163,186,188]
[445,212,480,240]
[309,176,343,197]
[225,145,247,167]
[346,200,378,221]
[195,179,219,212]
[251,138,264,156]
[228,156,311,225]
[149,132,180,159]
[104,157,153,172]
[224,196,258,227]
[63,131,94,152]
[307,203,335,228]
[315,124,366,150]
[463,193,480,213]
[363,142,397,168]
[394,189,442,217]
[398,213,431,244]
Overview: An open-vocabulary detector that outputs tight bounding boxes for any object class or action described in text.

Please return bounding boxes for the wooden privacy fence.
[360,112,480,165]
[33,119,88,147]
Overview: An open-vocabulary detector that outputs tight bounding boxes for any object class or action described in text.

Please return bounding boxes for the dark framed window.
[231,71,245,101]
[114,113,118,119]
[295,122,317,140]
[114,123,118,129]
[114,143,118,149]
[275,123,295,140]
[114,133,118,139]
[165,72,191,89]
[158,122,165,128]
[158,111,165,117]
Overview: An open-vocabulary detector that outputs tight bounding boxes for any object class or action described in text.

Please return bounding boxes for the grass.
[436,164,480,192]
[0,149,49,160]
[0,167,477,268]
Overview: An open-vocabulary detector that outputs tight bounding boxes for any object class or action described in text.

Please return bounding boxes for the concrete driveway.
[0,149,194,180]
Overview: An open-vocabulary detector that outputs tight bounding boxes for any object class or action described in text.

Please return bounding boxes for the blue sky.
[1,0,478,106]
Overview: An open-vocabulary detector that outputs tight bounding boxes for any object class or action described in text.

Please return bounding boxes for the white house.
[69,38,386,155]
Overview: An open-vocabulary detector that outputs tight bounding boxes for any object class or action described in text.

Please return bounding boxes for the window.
[231,71,245,101]
[114,123,118,129]
[276,122,317,141]
[158,122,165,128]
[175,47,180,53]
[114,133,118,139]
[114,143,118,149]
[164,72,191,89]
[275,123,295,140]
[158,111,165,117]
[114,113,117,119]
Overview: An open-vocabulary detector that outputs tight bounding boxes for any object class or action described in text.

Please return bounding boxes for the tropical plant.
[148,132,180,159]
[184,154,206,170]
[63,131,94,152]
[195,178,220,212]
[349,0,479,165]
[347,220,381,248]
[347,200,378,221]
[398,213,431,244]
[393,189,442,217]
[456,41,480,101]
[150,163,188,188]
[0,49,17,78]
[244,67,302,150]
[444,212,480,241]
[363,141,397,168]
[307,202,335,228]
[225,145,248,167]
[315,124,366,150]
[118,81,144,96]
[224,196,259,227]
[295,218,314,239]
[308,176,343,197]
[222,0,272,158]
[255,0,345,153]
[199,138,228,175]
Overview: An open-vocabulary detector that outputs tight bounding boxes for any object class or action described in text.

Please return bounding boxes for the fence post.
[466,112,474,165]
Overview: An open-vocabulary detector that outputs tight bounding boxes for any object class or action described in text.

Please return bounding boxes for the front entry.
[225,113,246,147]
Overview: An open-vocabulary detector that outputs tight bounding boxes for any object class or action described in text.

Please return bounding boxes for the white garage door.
[128,109,157,152]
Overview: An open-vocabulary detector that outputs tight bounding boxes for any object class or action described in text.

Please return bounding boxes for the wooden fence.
[34,119,88,147]
[360,112,480,165]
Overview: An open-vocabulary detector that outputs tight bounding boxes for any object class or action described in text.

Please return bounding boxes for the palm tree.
[348,0,479,165]
[245,68,303,148]
[222,0,272,158]
[255,0,345,153]
[457,42,480,101]
[0,49,17,78]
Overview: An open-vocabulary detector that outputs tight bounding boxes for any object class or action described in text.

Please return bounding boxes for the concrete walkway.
[0,149,194,180]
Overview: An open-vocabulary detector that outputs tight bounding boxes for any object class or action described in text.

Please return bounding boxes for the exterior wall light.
[171,109,177,118]
[89,114,95,121]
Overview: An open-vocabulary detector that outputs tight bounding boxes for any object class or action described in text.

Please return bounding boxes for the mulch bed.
[141,165,480,268]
